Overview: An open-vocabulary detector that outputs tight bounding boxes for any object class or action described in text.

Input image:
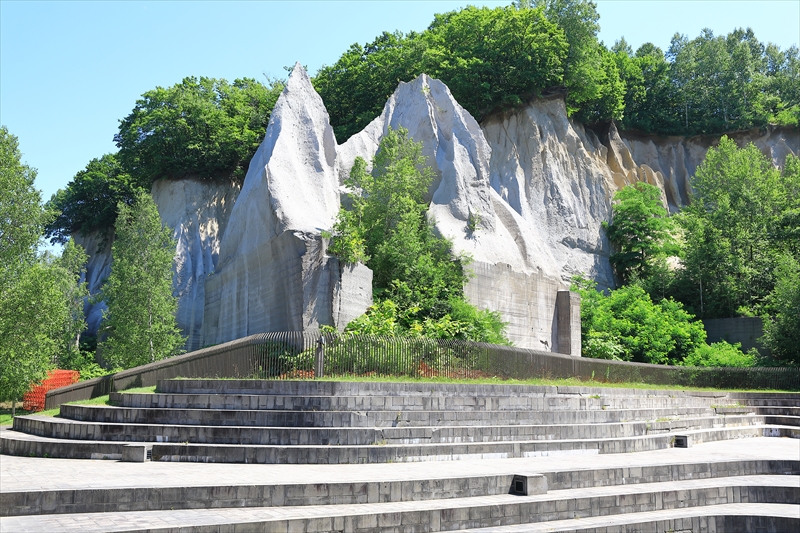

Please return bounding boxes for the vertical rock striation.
[75,67,797,354]
[72,229,114,338]
[151,178,241,351]
[339,75,577,350]
[202,64,372,345]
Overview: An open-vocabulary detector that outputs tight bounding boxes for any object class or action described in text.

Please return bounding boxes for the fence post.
[315,336,326,379]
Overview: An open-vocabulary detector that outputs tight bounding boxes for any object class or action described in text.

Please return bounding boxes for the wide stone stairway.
[1,380,798,532]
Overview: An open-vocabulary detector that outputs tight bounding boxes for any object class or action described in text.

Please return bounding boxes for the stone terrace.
[0,380,798,531]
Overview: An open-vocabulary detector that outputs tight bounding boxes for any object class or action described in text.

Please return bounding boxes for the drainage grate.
[146,449,153,460]
[673,435,689,448]
[511,475,527,496]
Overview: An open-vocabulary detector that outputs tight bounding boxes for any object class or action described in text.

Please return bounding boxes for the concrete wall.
[463,262,581,354]
[202,233,373,346]
[703,317,769,356]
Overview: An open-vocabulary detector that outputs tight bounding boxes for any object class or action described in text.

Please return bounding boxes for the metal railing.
[44,332,800,409]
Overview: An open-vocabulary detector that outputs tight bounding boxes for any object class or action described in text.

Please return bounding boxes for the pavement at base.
[1,435,798,493]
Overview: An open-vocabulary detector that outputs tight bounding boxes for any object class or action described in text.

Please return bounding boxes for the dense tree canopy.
[115,76,284,188]
[574,279,706,365]
[314,4,573,141]
[673,138,797,318]
[0,127,87,409]
[45,154,142,245]
[0,127,45,270]
[618,29,800,134]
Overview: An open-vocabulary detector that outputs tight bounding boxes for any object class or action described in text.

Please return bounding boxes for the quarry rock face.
[151,177,241,351]
[482,98,800,291]
[77,67,797,353]
[339,75,575,349]
[73,229,113,338]
[341,74,536,272]
[617,126,799,210]
[482,97,617,289]
[201,64,372,345]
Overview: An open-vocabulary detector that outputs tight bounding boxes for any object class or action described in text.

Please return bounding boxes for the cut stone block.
[121,444,147,462]
[510,474,548,496]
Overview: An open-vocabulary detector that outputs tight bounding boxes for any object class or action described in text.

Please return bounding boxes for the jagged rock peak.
[218,62,339,261]
[340,73,535,271]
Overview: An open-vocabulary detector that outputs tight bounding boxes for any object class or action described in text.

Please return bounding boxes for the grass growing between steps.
[0,386,156,426]
[312,374,794,393]
[173,374,795,393]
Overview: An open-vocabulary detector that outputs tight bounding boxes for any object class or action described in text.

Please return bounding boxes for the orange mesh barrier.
[22,370,80,412]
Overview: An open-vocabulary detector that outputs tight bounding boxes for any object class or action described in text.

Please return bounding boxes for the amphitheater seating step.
[2,381,798,532]
[1,475,797,532]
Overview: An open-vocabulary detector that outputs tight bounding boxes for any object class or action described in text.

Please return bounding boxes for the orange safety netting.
[22,369,80,412]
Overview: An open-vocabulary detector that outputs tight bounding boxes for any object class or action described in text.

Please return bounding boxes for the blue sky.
[2,0,799,206]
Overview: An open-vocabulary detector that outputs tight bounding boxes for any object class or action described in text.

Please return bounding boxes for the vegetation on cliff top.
[45,0,798,241]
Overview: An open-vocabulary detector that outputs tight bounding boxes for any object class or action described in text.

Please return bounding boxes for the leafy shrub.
[573,278,706,365]
[680,341,757,368]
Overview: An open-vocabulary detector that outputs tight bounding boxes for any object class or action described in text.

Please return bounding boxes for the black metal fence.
[44,331,800,408]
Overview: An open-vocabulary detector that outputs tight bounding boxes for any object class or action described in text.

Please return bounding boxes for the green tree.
[422,5,567,119]
[315,5,568,142]
[115,77,284,188]
[0,262,69,415]
[533,0,624,122]
[762,256,800,365]
[616,43,682,133]
[676,137,790,317]
[0,127,45,271]
[573,278,707,365]
[0,127,68,414]
[603,182,676,284]
[98,191,183,369]
[329,128,508,343]
[45,153,143,246]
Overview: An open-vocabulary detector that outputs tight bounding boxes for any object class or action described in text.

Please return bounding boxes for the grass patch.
[310,374,793,393]
[171,373,794,393]
[0,386,156,426]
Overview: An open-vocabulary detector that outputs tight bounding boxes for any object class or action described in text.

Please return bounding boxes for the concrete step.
[467,503,799,532]
[57,403,732,428]
[114,391,724,412]
[156,380,731,403]
[1,475,796,533]
[751,406,800,416]
[6,421,792,464]
[148,426,794,464]
[11,413,766,446]
[4,459,796,517]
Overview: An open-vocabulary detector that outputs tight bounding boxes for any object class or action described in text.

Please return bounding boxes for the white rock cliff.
[78,68,798,352]
[201,64,372,345]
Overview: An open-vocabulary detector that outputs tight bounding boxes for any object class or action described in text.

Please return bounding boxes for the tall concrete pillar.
[556,290,582,356]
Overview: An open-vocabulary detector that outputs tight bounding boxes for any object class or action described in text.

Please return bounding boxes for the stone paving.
[1,437,798,532]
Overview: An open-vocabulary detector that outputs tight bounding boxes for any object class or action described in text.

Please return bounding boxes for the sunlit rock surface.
[151,177,241,351]
[77,68,797,352]
[202,64,372,345]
